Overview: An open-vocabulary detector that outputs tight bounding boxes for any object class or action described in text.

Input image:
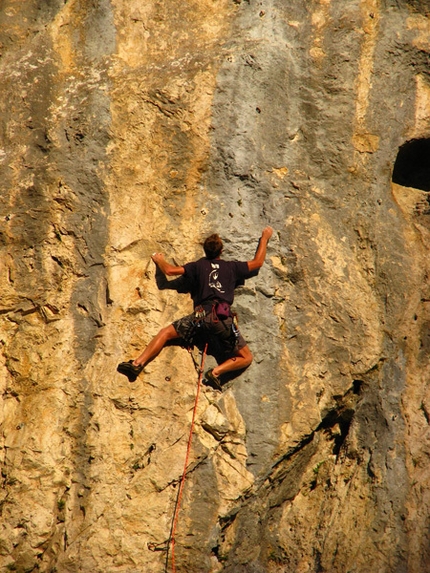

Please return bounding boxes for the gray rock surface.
[1,0,430,572]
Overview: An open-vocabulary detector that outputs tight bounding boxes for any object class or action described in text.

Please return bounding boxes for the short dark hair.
[203,234,223,259]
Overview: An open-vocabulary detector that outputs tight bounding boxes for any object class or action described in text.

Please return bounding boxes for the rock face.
[1,0,430,571]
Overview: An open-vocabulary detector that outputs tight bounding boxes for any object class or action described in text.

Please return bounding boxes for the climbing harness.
[148,344,208,573]
[182,301,238,355]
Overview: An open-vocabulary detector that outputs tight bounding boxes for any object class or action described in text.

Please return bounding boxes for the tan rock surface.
[1,0,430,572]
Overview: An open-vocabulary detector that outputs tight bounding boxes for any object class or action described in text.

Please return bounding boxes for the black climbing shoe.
[205,369,222,391]
[117,361,143,382]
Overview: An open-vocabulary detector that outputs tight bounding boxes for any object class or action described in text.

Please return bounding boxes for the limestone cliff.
[1,1,430,572]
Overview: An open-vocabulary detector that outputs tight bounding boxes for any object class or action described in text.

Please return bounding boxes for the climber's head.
[203,234,223,260]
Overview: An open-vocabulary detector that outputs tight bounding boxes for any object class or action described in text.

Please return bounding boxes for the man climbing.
[117,226,273,389]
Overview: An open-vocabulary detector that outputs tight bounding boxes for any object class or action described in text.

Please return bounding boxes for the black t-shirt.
[183,258,257,307]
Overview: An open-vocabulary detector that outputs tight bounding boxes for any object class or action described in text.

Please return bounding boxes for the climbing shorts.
[172,310,246,355]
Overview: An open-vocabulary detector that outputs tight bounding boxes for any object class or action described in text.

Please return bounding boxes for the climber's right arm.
[247,226,273,272]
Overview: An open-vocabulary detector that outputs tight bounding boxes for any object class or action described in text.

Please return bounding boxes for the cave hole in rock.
[392,138,430,191]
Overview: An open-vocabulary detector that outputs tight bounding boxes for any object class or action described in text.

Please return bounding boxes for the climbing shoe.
[205,368,222,391]
[117,361,143,382]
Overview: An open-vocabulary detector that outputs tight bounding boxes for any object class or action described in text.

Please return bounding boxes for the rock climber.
[117,226,273,389]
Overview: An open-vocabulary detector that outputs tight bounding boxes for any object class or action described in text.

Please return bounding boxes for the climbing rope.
[164,344,208,573]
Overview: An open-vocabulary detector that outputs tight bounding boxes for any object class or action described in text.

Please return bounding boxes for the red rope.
[170,344,208,573]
